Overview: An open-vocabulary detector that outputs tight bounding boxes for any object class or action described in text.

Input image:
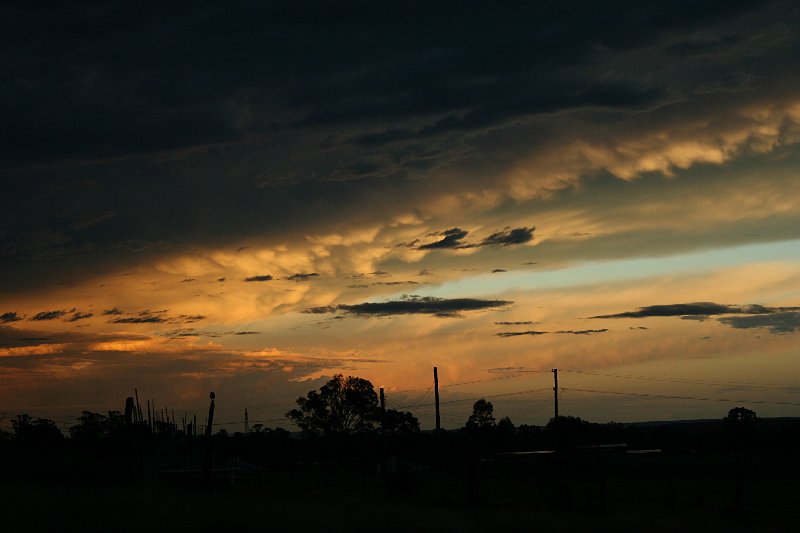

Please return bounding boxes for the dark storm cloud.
[302,306,338,314]
[244,275,273,282]
[304,296,511,317]
[287,273,319,282]
[590,302,799,319]
[718,312,800,334]
[108,310,206,325]
[480,227,535,246]
[418,228,469,250]
[66,312,93,322]
[159,328,258,339]
[2,0,798,291]
[494,328,607,337]
[557,329,609,335]
[177,314,207,324]
[159,328,218,339]
[31,310,67,321]
[111,316,167,324]
[0,324,149,348]
[0,312,24,323]
[103,308,124,315]
[496,330,548,337]
[416,226,535,250]
[491,269,507,273]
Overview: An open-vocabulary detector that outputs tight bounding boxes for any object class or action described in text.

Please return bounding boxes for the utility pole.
[434,367,441,431]
[203,391,216,482]
[552,368,559,420]
[379,388,386,429]
[244,408,249,434]
[124,397,134,427]
[379,387,386,469]
[134,388,142,423]
[552,368,559,451]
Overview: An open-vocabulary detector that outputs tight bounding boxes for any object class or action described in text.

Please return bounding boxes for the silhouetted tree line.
[2,375,800,484]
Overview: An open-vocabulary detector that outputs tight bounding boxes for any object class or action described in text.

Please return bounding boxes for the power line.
[562,369,799,391]
[441,372,546,389]
[439,387,552,406]
[388,370,548,395]
[563,387,800,407]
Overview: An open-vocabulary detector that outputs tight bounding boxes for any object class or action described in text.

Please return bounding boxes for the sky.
[2,1,800,431]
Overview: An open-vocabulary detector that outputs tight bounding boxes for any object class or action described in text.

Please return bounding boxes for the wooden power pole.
[379,387,386,429]
[552,368,559,451]
[434,366,441,431]
[552,368,559,420]
[203,391,216,482]
[379,387,386,467]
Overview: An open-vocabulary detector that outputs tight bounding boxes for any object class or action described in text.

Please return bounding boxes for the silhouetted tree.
[497,416,515,435]
[11,414,64,448]
[383,409,420,435]
[465,399,495,430]
[70,410,128,443]
[69,411,108,441]
[287,374,379,435]
[724,407,758,450]
[546,415,591,447]
[723,407,758,432]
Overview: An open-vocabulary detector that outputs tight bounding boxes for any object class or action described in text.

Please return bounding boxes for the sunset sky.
[2,1,800,431]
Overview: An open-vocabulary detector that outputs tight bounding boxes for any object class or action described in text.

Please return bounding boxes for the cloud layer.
[305,296,511,318]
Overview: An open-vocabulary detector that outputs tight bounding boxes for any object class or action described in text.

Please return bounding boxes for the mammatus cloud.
[0,312,24,323]
[304,296,511,318]
[31,310,67,321]
[718,312,800,334]
[590,302,799,319]
[287,273,320,282]
[244,275,273,282]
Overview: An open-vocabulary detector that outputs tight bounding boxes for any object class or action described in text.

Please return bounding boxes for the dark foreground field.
[2,451,798,533]
[0,479,787,533]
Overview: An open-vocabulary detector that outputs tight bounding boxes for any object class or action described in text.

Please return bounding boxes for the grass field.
[3,453,798,533]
